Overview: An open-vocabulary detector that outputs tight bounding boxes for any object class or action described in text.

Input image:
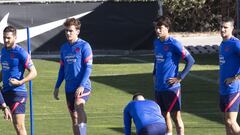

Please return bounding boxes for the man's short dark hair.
[222,16,234,26]
[132,93,144,100]
[3,26,16,36]
[64,18,81,30]
[153,16,171,29]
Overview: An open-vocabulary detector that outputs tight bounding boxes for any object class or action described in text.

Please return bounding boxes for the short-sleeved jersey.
[153,36,190,91]
[60,38,93,93]
[1,44,33,93]
[219,37,240,95]
[123,100,165,135]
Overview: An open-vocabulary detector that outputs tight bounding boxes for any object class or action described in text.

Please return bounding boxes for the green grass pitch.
[0,54,236,135]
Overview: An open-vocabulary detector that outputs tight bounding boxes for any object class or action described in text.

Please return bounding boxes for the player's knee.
[75,103,85,114]
[174,118,184,130]
[176,124,184,130]
[15,123,25,132]
[71,118,79,126]
[225,118,235,127]
[70,112,78,124]
[73,122,79,127]
[172,115,180,123]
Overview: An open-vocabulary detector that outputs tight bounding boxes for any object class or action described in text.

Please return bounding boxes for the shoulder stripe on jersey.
[181,48,186,59]
[84,54,93,63]
[224,92,240,112]
[24,54,30,68]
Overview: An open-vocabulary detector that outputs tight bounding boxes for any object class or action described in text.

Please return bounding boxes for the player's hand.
[53,88,60,100]
[225,77,236,85]
[9,78,23,86]
[2,107,12,122]
[75,86,84,98]
[167,77,181,85]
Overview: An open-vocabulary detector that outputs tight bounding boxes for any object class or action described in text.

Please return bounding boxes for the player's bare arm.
[9,65,37,86]
[1,103,12,121]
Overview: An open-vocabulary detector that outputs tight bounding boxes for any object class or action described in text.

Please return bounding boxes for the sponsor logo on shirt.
[2,61,9,70]
[65,54,77,64]
[156,53,164,63]
[219,55,225,65]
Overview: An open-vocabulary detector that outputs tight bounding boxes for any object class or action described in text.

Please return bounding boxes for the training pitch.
[0,54,237,135]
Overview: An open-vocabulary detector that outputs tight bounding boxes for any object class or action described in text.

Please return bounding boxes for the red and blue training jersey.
[1,44,33,93]
[153,36,194,91]
[123,100,166,135]
[55,38,93,93]
[219,37,240,95]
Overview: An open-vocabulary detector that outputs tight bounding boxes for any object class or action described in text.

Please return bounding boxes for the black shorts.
[65,88,91,112]
[155,89,181,112]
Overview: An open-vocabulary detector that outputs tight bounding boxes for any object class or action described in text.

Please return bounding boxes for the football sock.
[79,123,87,135]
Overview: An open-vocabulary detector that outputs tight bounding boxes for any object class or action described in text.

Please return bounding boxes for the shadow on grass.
[191,53,218,65]
[91,69,223,134]
[40,53,219,66]
[91,73,155,99]
[38,55,155,64]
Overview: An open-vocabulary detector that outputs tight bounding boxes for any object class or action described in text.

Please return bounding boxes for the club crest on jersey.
[224,46,230,52]
[75,48,80,53]
[10,53,14,58]
[163,45,169,51]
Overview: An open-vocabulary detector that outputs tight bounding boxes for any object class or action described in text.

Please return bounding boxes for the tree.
[162,0,236,32]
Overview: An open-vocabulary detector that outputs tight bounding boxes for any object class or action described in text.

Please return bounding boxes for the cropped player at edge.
[153,16,195,135]
[53,18,93,135]
[1,26,37,135]
[219,17,240,135]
